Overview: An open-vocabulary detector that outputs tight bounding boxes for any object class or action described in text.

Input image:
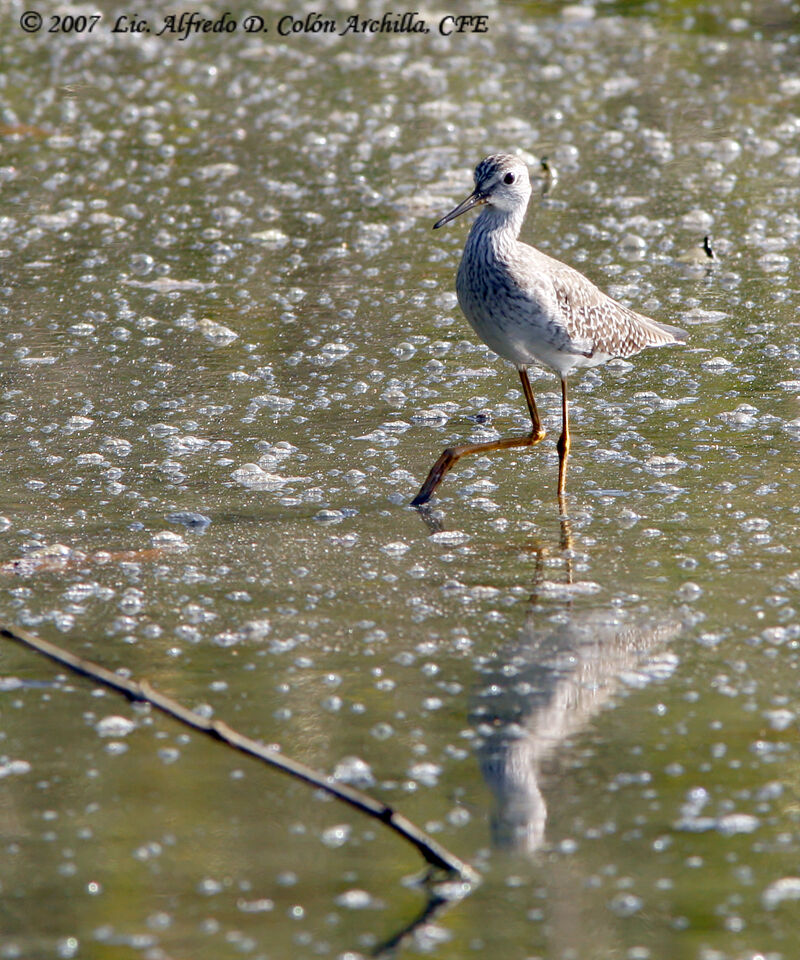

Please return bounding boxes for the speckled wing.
[545,257,686,358]
[504,248,595,359]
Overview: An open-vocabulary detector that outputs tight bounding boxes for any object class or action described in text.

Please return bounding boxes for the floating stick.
[0,623,479,885]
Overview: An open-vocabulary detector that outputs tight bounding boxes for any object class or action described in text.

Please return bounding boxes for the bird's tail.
[638,314,687,346]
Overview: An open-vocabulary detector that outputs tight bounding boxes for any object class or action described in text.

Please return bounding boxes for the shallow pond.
[2,1,800,958]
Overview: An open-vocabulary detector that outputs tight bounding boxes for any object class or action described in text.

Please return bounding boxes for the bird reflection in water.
[470,536,681,853]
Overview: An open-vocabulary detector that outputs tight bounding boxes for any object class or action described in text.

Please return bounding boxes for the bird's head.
[434,154,532,228]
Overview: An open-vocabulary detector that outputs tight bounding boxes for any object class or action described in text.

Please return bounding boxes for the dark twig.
[371,891,450,958]
[0,624,480,885]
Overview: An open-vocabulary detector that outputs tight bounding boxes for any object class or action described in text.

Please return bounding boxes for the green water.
[1,2,799,957]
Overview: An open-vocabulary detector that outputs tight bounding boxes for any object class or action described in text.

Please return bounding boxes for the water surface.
[2,2,800,958]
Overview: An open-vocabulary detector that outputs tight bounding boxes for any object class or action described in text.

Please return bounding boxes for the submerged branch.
[0,623,479,886]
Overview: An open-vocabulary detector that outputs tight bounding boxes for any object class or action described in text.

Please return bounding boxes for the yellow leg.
[556,378,570,500]
[412,369,546,507]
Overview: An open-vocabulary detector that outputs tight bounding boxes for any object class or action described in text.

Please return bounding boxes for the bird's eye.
[503,172,515,184]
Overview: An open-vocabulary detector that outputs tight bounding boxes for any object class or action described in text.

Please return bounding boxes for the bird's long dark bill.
[433,191,484,229]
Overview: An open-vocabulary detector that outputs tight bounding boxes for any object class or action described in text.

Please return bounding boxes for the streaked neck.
[468,204,525,255]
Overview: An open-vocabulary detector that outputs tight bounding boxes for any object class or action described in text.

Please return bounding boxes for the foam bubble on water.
[534,580,601,598]
[332,756,375,788]
[716,813,759,836]
[63,416,94,434]
[763,877,800,910]
[197,318,238,345]
[335,889,376,909]
[407,762,442,787]
[34,210,80,230]
[429,530,470,546]
[381,541,410,556]
[644,455,687,475]
[609,892,643,917]
[151,531,187,550]
[237,898,274,913]
[0,759,32,778]
[101,438,132,458]
[763,709,795,731]
[248,394,295,412]
[321,824,352,848]
[701,356,734,372]
[231,464,306,490]
[680,208,713,231]
[164,436,210,456]
[95,715,136,738]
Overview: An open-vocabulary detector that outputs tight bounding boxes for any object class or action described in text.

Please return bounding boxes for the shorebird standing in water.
[412,153,687,508]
